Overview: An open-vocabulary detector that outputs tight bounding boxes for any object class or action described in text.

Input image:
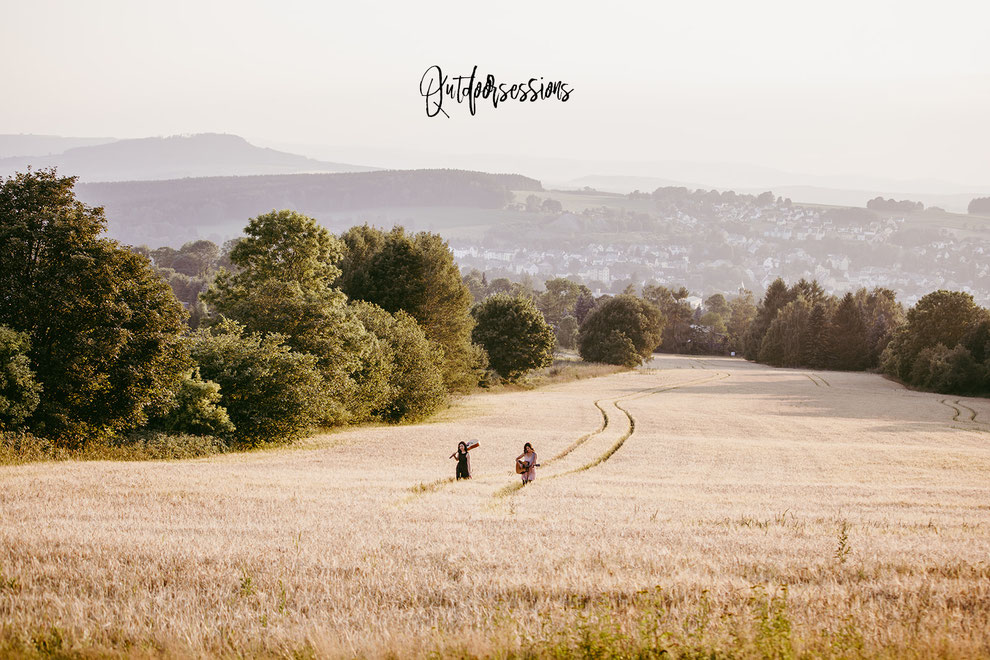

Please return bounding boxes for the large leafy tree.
[578,295,665,366]
[882,290,989,383]
[204,210,386,424]
[0,170,189,441]
[472,294,555,381]
[338,225,481,391]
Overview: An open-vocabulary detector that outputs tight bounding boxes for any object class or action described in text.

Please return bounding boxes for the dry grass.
[479,353,630,393]
[1,355,989,658]
[0,431,229,465]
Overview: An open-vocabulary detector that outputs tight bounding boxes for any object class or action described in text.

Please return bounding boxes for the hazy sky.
[2,0,988,185]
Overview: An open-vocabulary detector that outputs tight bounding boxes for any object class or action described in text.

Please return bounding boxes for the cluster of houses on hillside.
[451,200,990,306]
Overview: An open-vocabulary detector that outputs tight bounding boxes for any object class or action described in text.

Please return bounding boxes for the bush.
[471,294,555,381]
[189,320,324,446]
[910,344,986,395]
[350,302,447,422]
[578,295,665,366]
[0,326,41,431]
[0,430,228,464]
[154,370,235,436]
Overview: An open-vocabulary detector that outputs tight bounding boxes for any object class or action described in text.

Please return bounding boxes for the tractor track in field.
[544,400,608,465]
[402,367,732,504]
[940,398,990,435]
[493,370,731,498]
[805,373,830,387]
[940,399,963,422]
[955,401,979,422]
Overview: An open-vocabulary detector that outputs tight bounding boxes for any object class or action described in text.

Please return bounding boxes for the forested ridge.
[76,169,542,230]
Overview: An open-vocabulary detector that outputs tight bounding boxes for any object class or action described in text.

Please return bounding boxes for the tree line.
[463,270,990,397]
[78,169,542,230]
[0,170,558,453]
[3,169,986,456]
[741,278,989,394]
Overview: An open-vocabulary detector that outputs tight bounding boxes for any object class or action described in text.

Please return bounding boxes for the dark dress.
[455,449,471,479]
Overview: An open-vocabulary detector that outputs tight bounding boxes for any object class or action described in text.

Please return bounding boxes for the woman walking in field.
[450,441,472,480]
[516,442,537,485]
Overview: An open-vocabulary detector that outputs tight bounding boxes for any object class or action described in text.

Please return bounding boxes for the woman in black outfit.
[451,441,471,479]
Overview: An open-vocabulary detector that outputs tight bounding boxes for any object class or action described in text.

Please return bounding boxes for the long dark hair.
[458,441,467,452]
[523,442,533,454]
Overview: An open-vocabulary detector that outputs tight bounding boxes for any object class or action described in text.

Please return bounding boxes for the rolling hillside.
[0,133,374,182]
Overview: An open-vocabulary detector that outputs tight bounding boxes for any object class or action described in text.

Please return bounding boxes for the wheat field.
[1,355,989,658]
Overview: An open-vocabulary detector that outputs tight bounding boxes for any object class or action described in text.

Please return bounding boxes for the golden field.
[1,355,989,658]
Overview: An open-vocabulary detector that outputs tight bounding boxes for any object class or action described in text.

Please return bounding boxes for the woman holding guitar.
[516,442,538,485]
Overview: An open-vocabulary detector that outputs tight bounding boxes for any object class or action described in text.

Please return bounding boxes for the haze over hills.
[566,176,987,213]
[0,134,117,158]
[74,169,541,246]
[0,133,376,182]
[260,141,990,213]
[3,132,985,212]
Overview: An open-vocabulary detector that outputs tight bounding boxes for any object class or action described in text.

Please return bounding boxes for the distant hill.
[564,175,706,194]
[0,134,117,158]
[75,169,543,245]
[0,133,375,182]
[564,175,988,213]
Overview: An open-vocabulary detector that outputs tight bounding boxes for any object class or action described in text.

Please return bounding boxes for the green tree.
[790,278,828,306]
[204,211,386,425]
[881,290,988,382]
[338,226,481,391]
[189,320,324,446]
[744,278,793,360]
[462,269,488,303]
[471,294,555,381]
[803,303,832,369]
[0,170,190,442]
[726,291,757,353]
[578,295,665,366]
[539,278,584,328]
[909,344,985,394]
[642,284,693,353]
[574,291,597,325]
[0,326,41,431]
[829,293,870,370]
[350,302,448,422]
[704,293,730,319]
[556,315,579,350]
[855,287,904,368]
[759,298,811,367]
